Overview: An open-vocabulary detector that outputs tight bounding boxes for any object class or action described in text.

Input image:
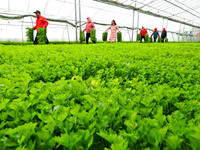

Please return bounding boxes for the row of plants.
[0,41,77,45]
[102,32,122,42]
[79,30,122,43]
[0,43,200,149]
[26,28,169,44]
[26,27,46,44]
[1,41,135,46]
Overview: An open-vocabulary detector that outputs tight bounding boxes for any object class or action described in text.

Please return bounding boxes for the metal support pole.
[62,24,67,41]
[30,16,34,27]
[30,16,34,40]
[166,19,168,41]
[178,23,181,42]
[66,24,70,44]
[123,30,127,41]
[8,0,10,10]
[199,34,200,42]
[136,12,140,41]
[191,28,194,42]
[74,0,78,43]
[21,18,24,42]
[79,0,81,38]
[131,9,135,42]
[192,24,194,42]
[27,0,31,12]
[43,0,50,15]
[166,19,168,30]
[182,19,185,42]
[127,29,131,42]
[30,16,34,41]
[172,33,174,42]
[162,18,164,29]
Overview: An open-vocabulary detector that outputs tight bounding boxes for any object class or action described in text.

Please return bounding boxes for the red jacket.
[140,28,147,36]
[33,16,49,32]
[84,17,95,33]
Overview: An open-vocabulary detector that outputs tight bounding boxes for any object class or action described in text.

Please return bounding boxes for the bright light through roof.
[0,0,199,41]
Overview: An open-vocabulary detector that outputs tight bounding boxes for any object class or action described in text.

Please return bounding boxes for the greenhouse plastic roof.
[1,0,200,27]
[0,0,199,41]
[95,0,200,27]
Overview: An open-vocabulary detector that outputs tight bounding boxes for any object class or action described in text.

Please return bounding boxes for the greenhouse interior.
[1,0,200,150]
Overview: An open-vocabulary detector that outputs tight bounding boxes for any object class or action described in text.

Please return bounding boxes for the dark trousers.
[162,37,165,43]
[154,37,157,42]
[86,33,96,44]
[34,34,49,45]
[140,36,145,43]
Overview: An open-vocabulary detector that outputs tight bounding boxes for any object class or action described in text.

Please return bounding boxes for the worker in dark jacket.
[161,28,167,43]
[140,26,147,43]
[151,28,160,42]
[33,10,49,45]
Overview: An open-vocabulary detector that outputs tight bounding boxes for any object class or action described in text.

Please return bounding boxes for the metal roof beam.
[93,0,200,29]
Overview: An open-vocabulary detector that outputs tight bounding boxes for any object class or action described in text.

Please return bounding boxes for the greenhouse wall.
[0,0,199,42]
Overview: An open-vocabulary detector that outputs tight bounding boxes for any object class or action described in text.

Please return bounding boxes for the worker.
[151,28,160,42]
[105,20,120,43]
[140,26,147,43]
[33,10,49,45]
[83,17,96,44]
[161,28,167,43]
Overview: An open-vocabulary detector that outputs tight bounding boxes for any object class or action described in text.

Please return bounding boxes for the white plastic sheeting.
[0,0,199,42]
[114,0,200,26]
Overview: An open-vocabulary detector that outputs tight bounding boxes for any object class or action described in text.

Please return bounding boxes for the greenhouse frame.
[0,0,200,42]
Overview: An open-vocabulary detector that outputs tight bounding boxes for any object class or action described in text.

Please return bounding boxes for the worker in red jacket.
[33,10,49,44]
[140,26,147,43]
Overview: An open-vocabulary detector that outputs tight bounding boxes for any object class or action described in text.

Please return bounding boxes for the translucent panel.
[9,0,30,12]
[115,0,200,26]
[0,0,200,42]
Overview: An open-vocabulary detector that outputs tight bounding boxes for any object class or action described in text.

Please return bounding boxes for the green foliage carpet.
[0,43,200,150]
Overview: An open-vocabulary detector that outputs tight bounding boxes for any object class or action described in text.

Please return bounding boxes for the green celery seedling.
[137,34,141,42]
[80,30,85,43]
[90,29,96,42]
[26,27,34,42]
[145,34,149,43]
[37,28,46,44]
[102,32,108,42]
[117,32,122,42]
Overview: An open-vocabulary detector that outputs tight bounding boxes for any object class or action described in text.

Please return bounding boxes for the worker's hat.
[34,10,41,14]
